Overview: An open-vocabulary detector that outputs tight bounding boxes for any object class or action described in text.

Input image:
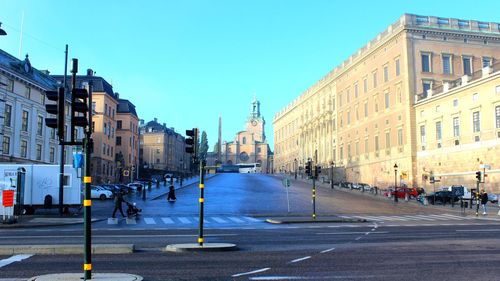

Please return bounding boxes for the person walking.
[167,185,176,202]
[480,189,488,215]
[112,191,126,218]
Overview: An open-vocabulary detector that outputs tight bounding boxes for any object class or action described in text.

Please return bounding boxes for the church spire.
[250,95,260,119]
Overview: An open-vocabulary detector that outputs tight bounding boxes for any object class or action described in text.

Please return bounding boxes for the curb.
[165,242,237,252]
[28,273,143,281]
[265,218,367,224]
[0,244,135,255]
[0,218,105,229]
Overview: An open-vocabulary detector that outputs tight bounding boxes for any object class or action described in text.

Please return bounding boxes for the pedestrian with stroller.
[112,191,126,218]
[480,189,488,215]
[167,185,176,202]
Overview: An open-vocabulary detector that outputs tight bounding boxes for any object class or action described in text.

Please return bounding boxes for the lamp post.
[294,158,297,180]
[394,163,398,203]
[330,161,335,189]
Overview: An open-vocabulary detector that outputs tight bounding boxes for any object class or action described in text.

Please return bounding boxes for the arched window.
[242,137,246,144]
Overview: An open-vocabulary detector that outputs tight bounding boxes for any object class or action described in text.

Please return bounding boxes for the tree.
[198,130,209,161]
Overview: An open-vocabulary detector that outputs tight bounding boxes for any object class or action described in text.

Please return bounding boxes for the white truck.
[0,164,81,215]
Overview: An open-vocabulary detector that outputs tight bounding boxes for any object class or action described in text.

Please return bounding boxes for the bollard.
[142,186,146,200]
[156,181,160,188]
[375,187,378,195]
[148,181,152,190]
[405,193,409,202]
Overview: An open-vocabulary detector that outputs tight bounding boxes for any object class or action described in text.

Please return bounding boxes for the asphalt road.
[2,173,500,280]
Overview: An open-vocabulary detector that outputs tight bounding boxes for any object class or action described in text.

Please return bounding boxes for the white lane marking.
[316,231,389,235]
[320,247,335,253]
[289,256,311,263]
[355,237,362,241]
[228,217,245,223]
[0,254,33,268]
[456,229,500,232]
[178,217,191,224]
[375,216,409,221]
[232,267,270,277]
[211,217,228,223]
[353,216,384,221]
[161,217,174,224]
[144,218,156,224]
[244,216,261,222]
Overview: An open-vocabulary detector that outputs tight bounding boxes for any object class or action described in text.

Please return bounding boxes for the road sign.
[480,164,491,169]
[123,170,130,177]
[2,190,14,207]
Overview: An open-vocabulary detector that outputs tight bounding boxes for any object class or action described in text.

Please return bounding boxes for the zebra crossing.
[341,213,500,223]
[106,215,262,226]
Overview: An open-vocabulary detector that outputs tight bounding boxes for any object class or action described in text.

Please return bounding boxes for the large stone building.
[139,118,191,177]
[115,98,139,182]
[0,50,77,165]
[273,14,500,190]
[221,97,272,172]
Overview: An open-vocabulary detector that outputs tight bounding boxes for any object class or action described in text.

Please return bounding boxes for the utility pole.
[312,150,317,220]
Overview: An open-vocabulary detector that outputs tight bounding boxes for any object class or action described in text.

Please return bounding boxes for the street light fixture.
[394,163,398,203]
[0,22,7,36]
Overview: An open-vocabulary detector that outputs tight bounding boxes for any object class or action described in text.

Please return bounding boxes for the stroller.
[126,201,142,217]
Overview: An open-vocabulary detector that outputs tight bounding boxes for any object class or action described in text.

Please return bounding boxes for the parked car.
[337,182,353,189]
[101,184,128,194]
[127,182,143,191]
[488,193,498,203]
[426,191,459,205]
[358,183,372,192]
[91,186,114,200]
[116,184,133,193]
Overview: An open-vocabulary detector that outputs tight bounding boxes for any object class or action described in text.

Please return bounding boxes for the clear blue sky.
[1,0,499,149]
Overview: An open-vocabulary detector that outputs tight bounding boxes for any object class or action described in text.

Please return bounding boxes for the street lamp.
[0,22,7,36]
[294,158,297,180]
[394,163,398,203]
[330,161,335,189]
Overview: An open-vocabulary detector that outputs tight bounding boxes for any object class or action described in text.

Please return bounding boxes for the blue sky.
[1,0,499,149]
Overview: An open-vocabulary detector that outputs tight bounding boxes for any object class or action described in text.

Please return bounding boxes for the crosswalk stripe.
[410,215,438,221]
[144,218,156,224]
[161,217,174,224]
[374,216,408,221]
[178,217,191,224]
[353,216,384,221]
[243,216,261,222]
[427,214,461,221]
[107,218,118,224]
[439,214,470,220]
[211,217,228,223]
[399,215,427,221]
[228,217,245,223]
[126,218,137,224]
[193,217,209,223]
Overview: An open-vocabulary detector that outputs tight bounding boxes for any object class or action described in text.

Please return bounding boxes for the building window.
[103,144,106,154]
[422,81,432,98]
[116,136,122,146]
[453,99,458,107]
[397,128,403,146]
[21,110,29,132]
[339,147,343,160]
[463,56,472,75]
[473,111,480,133]
[372,71,378,88]
[24,87,31,99]
[385,131,390,149]
[442,54,451,74]
[420,125,426,143]
[20,140,28,158]
[483,57,492,68]
[384,92,390,109]
[364,102,368,117]
[383,65,389,82]
[496,85,500,94]
[339,93,343,107]
[4,104,12,127]
[117,120,122,129]
[242,137,246,144]
[364,139,369,154]
[2,136,10,154]
[436,121,442,141]
[473,93,479,102]
[395,58,400,76]
[49,147,55,163]
[257,147,261,153]
[363,77,368,93]
[453,117,460,137]
[421,53,431,72]
[374,136,379,151]
[496,105,500,129]
[92,102,96,114]
[397,87,402,103]
[347,111,351,125]
[6,79,14,92]
[354,83,359,98]
[37,115,43,136]
[346,89,350,103]
[36,144,42,160]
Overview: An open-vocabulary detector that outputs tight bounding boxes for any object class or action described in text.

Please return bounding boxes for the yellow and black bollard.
[198,160,206,246]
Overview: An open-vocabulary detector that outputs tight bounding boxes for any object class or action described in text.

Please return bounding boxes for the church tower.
[246,95,265,142]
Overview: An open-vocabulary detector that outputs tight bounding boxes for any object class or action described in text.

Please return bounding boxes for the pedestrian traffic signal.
[305,161,312,176]
[475,171,482,182]
[185,128,198,156]
[45,87,65,141]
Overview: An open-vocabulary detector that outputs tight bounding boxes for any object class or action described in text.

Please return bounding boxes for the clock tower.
[246,96,265,142]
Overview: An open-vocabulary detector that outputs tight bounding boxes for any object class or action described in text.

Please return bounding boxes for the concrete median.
[0,244,134,255]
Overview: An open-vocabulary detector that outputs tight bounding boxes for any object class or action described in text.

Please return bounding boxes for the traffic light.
[45,87,65,141]
[71,88,89,128]
[305,161,312,176]
[314,165,322,178]
[429,176,435,184]
[475,171,482,182]
[185,128,198,156]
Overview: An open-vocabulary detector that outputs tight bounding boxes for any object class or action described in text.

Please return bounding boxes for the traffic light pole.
[83,77,93,280]
[59,45,69,216]
[197,160,205,245]
[312,150,317,220]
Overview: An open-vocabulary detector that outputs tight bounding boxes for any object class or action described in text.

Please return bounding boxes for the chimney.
[87,69,94,76]
[115,92,119,99]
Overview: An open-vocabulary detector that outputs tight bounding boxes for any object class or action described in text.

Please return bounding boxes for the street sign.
[2,190,14,207]
[123,170,130,177]
[480,164,491,169]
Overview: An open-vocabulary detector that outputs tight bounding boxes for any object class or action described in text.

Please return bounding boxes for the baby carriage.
[126,202,142,216]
